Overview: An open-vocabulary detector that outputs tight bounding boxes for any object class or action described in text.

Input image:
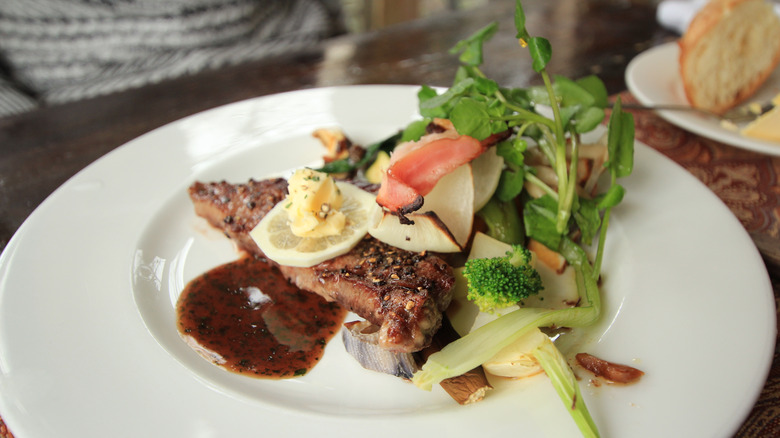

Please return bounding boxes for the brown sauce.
[176,254,347,379]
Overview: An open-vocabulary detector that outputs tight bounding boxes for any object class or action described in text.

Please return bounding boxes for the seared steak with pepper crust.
[188,178,455,353]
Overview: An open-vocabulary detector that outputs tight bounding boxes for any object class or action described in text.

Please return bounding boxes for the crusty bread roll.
[679,0,780,114]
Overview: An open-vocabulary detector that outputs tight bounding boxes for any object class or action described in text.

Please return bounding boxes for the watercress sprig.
[417,3,629,258]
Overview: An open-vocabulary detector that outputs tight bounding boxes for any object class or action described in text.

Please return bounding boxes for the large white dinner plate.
[626,42,780,155]
[0,85,775,437]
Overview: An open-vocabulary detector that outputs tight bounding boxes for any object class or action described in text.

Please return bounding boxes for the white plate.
[626,42,780,155]
[0,85,775,438]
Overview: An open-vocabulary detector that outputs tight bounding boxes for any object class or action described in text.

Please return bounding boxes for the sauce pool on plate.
[176,254,347,378]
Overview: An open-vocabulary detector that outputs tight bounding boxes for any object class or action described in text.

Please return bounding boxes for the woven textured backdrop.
[0,0,341,116]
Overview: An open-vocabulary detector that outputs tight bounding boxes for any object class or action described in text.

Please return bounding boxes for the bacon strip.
[375,120,512,218]
[376,134,485,215]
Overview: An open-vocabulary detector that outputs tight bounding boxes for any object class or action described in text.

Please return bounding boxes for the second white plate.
[626,42,780,155]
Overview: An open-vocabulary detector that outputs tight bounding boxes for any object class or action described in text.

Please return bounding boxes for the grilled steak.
[188,178,455,353]
[190,178,288,253]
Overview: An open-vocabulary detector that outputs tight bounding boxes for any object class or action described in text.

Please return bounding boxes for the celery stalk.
[533,337,600,438]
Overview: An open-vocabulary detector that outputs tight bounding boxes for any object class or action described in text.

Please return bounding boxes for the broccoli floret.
[462,245,543,313]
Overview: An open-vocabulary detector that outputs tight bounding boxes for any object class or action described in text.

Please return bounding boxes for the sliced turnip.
[470,147,504,212]
[368,206,462,253]
[368,164,475,252]
[420,164,474,248]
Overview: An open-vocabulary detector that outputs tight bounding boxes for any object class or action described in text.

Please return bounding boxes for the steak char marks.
[188,178,455,353]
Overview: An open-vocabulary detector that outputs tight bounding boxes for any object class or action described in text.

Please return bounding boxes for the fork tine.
[620,103,720,119]
[722,101,775,124]
[620,100,774,124]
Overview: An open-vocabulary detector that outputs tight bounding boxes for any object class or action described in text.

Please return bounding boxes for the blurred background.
[344,0,660,32]
[0,0,664,118]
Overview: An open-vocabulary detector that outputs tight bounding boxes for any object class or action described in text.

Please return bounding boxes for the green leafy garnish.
[409,1,637,437]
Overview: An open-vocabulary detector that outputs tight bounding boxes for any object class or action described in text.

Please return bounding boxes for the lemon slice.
[250,181,376,267]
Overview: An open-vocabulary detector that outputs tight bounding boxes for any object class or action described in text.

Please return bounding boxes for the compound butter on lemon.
[285,168,347,238]
[250,169,376,267]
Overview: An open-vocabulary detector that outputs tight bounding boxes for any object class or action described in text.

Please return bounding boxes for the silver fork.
[621,100,775,124]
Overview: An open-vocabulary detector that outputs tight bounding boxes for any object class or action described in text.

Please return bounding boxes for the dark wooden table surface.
[1,0,778,436]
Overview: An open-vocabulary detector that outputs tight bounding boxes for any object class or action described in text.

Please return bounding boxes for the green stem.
[524,172,559,199]
[556,132,579,233]
[554,143,569,233]
[540,69,565,143]
[538,69,573,236]
[533,338,600,438]
[502,109,557,129]
[592,208,609,282]
[592,174,616,280]
[535,125,558,166]
[510,121,533,138]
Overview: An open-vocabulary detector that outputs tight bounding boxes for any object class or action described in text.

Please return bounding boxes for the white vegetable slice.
[249,181,376,267]
[420,164,474,247]
[482,328,547,378]
[368,207,462,253]
[470,147,504,212]
[368,163,474,252]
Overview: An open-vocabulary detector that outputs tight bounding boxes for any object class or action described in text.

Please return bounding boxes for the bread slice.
[679,0,780,114]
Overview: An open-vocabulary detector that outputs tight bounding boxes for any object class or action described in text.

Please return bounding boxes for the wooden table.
[1,1,778,436]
